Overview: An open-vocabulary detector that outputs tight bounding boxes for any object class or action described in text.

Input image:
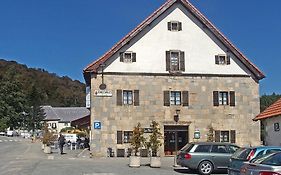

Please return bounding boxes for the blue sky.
[0,0,280,95]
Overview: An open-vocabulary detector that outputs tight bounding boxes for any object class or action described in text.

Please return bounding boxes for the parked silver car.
[240,151,281,175]
[177,142,239,175]
[228,146,281,175]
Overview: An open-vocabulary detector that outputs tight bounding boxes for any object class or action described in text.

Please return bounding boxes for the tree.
[130,123,145,156]
[146,121,163,157]
[0,79,28,130]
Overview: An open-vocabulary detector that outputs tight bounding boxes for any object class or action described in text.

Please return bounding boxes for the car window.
[265,149,281,155]
[229,145,240,154]
[194,145,211,153]
[211,145,228,153]
[254,150,265,159]
[232,148,252,160]
[180,144,194,152]
[261,153,281,166]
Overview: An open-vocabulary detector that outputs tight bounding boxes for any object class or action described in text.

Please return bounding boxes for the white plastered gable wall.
[104,3,252,76]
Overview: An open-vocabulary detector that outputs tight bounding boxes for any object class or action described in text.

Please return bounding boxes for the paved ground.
[0,136,227,175]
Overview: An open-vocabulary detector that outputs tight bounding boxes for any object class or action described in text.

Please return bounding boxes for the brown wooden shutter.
[182,91,189,106]
[227,55,231,65]
[164,91,170,106]
[230,130,236,143]
[215,55,219,64]
[215,130,220,142]
[213,91,219,106]
[230,91,235,106]
[134,90,139,106]
[178,22,182,31]
[166,51,170,71]
[180,51,185,71]
[132,52,136,62]
[168,22,171,31]
[117,89,122,106]
[117,131,123,144]
[120,52,124,62]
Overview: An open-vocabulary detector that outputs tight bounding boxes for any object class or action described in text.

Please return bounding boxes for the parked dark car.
[177,142,239,175]
[228,146,281,175]
[240,151,281,175]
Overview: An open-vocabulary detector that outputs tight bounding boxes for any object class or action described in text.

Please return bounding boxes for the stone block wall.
[90,74,260,157]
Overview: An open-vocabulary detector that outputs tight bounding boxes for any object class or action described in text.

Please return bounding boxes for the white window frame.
[219,92,228,105]
[170,21,181,31]
[123,90,133,105]
[170,91,181,105]
[220,131,230,142]
[170,51,180,71]
[217,54,227,65]
[121,52,133,63]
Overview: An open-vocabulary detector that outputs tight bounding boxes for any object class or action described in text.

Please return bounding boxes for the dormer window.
[168,21,182,31]
[120,52,136,63]
[215,54,230,65]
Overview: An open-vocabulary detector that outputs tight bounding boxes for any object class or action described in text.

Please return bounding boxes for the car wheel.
[198,161,213,175]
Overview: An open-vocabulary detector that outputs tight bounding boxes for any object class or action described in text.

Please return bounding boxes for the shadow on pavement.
[174,167,227,174]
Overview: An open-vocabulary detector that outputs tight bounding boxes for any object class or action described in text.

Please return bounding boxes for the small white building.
[42,106,90,133]
[254,98,281,146]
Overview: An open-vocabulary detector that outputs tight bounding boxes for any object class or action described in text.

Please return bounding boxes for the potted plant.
[146,121,163,168]
[42,124,55,154]
[129,123,145,168]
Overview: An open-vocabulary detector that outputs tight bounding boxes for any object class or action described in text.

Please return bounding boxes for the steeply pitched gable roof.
[83,0,265,82]
[254,98,281,121]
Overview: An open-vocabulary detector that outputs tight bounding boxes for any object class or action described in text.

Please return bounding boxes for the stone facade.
[90,74,260,157]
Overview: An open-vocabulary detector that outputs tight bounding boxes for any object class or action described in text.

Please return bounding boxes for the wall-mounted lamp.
[99,63,106,90]
[174,109,180,123]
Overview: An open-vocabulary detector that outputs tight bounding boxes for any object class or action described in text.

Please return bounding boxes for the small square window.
[120,52,136,63]
[218,55,227,64]
[124,131,133,143]
[220,131,229,142]
[274,123,280,132]
[123,90,133,105]
[219,92,228,105]
[215,54,230,65]
[170,91,181,105]
[124,53,132,63]
[168,21,182,31]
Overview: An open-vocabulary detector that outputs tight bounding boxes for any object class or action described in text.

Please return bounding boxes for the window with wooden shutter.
[132,53,136,62]
[215,130,220,142]
[117,131,123,144]
[230,130,236,143]
[180,51,185,71]
[182,91,189,106]
[213,91,219,106]
[134,90,139,106]
[230,91,235,106]
[227,55,231,65]
[168,21,182,31]
[117,89,122,106]
[215,55,219,64]
[120,52,124,62]
[164,91,170,106]
[166,51,170,71]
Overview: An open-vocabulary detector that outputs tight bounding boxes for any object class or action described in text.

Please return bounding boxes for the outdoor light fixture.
[174,109,180,123]
[99,63,107,90]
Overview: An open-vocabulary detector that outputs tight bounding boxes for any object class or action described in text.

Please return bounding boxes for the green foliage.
[60,127,75,133]
[260,93,281,112]
[130,123,145,156]
[42,124,56,146]
[146,121,163,157]
[0,59,86,131]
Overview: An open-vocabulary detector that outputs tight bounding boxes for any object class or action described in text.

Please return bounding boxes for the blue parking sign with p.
[94,121,101,129]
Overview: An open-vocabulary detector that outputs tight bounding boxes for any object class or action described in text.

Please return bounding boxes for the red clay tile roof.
[254,98,281,121]
[83,0,265,82]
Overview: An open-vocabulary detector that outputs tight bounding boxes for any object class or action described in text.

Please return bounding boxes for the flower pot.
[129,156,141,168]
[150,157,161,168]
[44,146,52,154]
[41,144,45,150]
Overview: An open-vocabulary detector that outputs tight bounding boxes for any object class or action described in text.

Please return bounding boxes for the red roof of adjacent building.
[83,0,265,82]
[254,98,281,121]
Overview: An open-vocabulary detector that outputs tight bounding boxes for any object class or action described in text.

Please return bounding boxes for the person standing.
[58,133,65,154]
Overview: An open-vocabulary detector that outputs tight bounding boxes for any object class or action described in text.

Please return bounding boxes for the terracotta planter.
[129,156,141,168]
[150,156,161,168]
[44,146,52,154]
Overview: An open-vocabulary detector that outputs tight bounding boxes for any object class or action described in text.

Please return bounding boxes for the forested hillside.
[0,59,85,107]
